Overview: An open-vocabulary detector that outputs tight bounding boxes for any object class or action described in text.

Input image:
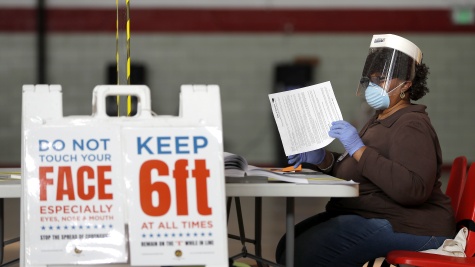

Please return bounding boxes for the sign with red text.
[123,127,228,266]
[23,126,128,264]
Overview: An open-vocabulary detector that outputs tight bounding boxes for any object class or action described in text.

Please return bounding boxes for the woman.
[275,34,455,267]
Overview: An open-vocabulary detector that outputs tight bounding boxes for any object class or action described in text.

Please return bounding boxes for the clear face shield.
[356,34,422,97]
[356,47,416,96]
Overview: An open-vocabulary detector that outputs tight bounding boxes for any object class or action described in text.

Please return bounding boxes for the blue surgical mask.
[365,82,390,110]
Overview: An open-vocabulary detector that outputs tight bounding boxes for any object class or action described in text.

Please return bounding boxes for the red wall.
[1,8,474,33]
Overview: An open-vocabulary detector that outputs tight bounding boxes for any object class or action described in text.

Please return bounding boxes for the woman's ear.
[402,81,412,92]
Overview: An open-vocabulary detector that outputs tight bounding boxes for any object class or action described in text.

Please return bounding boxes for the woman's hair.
[408,62,430,101]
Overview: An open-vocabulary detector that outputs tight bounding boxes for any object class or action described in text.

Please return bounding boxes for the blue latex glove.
[288,149,326,169]
[328,120,364,156]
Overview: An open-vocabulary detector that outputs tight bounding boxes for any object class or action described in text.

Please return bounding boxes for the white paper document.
[269,81,343,156]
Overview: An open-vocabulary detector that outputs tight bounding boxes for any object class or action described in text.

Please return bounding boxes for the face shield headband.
[356,34,422,97]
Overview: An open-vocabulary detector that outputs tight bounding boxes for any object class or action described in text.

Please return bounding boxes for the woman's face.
[368,74,404,95]
[369,73,411,108]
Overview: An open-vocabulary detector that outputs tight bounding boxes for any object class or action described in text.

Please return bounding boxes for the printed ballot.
[269,81,343,156]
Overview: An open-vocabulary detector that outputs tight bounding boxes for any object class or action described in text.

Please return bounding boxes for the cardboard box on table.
[20,84,228,267]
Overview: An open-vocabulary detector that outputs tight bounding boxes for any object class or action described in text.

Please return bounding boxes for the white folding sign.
[21,84,228,267]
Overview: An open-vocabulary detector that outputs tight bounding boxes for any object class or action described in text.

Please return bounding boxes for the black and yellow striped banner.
[114,0,133,116]
[126,0,133,116]
[115,0,120,115]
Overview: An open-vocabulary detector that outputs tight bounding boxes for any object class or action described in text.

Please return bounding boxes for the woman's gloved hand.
[329,120,364,156]
[288,149,326,169]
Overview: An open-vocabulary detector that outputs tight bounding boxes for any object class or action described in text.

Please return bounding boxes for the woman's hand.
[329,120,365,156]
[288,149,326,169]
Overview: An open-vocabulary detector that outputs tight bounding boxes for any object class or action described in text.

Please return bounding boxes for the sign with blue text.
[124,127,228,266]
[23,126,128,264]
